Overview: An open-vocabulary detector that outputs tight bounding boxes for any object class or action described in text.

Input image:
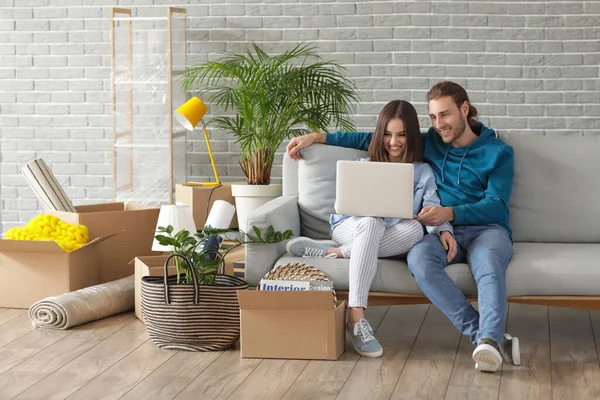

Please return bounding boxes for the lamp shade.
[152,204,198,252]
[204,200,236,229]
[174,97,207,131]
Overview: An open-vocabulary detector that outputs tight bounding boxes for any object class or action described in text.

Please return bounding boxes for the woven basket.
[260,263,337,306]
[141,254,248,352]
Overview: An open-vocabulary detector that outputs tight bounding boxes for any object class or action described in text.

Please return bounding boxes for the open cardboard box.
[237,290,346,360]
[0,232,120,308]
[49,202,160,283]
[175,183,244,229]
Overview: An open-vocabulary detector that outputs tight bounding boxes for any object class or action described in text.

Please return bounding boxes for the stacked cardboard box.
[223,244,245,277]
[175,183,244,229]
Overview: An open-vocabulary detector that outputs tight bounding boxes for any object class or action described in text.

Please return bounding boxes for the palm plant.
[183,42,359,185]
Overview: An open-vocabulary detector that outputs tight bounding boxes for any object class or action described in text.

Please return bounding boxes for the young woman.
[286,100,456,358]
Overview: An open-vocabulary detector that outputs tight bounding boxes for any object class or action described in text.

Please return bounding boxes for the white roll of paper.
[205,200,236,229]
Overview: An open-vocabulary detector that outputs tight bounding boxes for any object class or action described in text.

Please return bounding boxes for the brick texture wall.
[1,0,599,232]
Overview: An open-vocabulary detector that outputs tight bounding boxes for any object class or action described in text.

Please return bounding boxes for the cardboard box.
[0,233,118,308]
[49,202,160,283]
[237,290,346,360]
[232,260,246,279]
[175,183,243,229]
[134,255,177,322]
[223,244,245,276]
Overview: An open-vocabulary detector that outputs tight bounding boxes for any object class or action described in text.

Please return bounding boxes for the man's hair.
[427,81,478,129]
[368,100,423,163]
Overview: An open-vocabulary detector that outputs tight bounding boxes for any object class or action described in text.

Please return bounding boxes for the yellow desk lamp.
[174,97,221,187]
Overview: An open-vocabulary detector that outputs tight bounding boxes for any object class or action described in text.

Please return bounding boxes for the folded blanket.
[29,275,134,330]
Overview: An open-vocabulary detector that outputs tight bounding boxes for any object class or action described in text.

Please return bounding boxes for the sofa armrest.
[245,195,300,286]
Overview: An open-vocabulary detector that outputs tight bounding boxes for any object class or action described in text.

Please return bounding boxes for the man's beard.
[451,114,466,143]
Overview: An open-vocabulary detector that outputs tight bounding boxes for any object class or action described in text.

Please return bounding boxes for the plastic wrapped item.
[111,7,187,206]
[20,158,76,212]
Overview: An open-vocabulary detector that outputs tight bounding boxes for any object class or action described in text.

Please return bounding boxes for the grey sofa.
[245,135,600,308]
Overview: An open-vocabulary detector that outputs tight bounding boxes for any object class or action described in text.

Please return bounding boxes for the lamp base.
[183,182,221,187]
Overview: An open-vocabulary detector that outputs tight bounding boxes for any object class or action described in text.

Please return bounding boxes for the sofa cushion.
[503,134,600,243]
[296,144,368,239]
[507,242,600,296]
[272,242,600,298]
[274,252,478,296]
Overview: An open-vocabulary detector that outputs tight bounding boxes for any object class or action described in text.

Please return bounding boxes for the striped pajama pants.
[331,217,424,309]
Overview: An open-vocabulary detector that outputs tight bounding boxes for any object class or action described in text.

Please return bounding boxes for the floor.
[1,303,600,400]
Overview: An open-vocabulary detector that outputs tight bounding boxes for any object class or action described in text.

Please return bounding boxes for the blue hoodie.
[325,122,515,236]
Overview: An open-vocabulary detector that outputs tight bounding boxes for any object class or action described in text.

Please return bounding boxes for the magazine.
[259,279,334,292]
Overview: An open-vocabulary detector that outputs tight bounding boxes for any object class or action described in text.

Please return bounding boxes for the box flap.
[0,239,65,254]
[132,255,170,267]
[74,203,125,213]
[125,202,157,211]
[237,290,335,311]
[71,230,123,253]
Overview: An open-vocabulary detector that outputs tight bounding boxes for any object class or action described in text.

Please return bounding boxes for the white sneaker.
[286,237,337,258]
[502,333,521,366]
[473,337,502,372]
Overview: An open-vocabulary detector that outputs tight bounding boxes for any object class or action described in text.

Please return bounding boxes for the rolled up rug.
[29,275,134,329]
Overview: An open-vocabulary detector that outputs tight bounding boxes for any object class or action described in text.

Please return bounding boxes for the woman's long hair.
[368,100,423,163]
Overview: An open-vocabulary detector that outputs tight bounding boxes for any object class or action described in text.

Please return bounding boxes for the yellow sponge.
[5,214,88,253]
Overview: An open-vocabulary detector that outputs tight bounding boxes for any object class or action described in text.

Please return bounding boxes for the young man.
[286,81,519,372]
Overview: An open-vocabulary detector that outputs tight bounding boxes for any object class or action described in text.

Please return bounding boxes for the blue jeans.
[407,224,513,346]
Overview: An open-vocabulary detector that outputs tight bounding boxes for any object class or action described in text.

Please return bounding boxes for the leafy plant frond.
[184,42,359,184]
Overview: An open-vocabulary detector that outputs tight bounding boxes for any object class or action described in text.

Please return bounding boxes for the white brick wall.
[1,1,600,232]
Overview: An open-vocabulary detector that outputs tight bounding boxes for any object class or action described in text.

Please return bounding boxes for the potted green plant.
[183,42,359,232]
[154,224,293,284]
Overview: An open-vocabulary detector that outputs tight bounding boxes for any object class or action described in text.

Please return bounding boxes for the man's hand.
[440,231,457,262]
[286,132,326,161]
[416,206,454,226]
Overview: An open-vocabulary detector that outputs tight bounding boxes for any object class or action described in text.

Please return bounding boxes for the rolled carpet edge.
[29,275,135,330]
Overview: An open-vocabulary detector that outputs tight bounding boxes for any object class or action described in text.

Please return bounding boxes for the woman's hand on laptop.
[440,231,457,262]
[286,132,326,161]
[416,206,454,226]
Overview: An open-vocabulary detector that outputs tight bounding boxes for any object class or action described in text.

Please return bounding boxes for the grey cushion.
[294,144,368,239]
[274,252,478,297]
[507,242,600,296]
[503,134,600,243]
[274,241,600,298]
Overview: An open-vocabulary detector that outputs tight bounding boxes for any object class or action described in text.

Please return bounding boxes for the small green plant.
[154,225,293,285]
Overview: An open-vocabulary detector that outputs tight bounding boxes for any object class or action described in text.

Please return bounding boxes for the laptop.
[335,160,414,219]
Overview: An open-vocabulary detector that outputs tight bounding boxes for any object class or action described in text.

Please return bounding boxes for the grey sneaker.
[346,318,383,358]
[502,333,521,366]
[473,337,502,372]
[286,237,336,258]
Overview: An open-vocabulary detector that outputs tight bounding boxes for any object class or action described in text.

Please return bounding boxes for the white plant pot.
[231,183,282,237]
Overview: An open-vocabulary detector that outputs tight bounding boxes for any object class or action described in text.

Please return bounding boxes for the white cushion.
[294,144,367,239]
